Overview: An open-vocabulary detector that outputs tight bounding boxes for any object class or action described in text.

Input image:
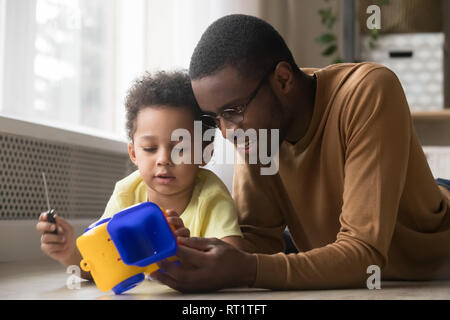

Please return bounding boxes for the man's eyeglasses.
[200,67,275,129]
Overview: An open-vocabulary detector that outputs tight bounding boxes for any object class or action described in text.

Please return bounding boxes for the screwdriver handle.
[46,209,58,235]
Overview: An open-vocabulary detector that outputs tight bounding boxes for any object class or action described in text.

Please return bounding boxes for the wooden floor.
[1,258,449,300]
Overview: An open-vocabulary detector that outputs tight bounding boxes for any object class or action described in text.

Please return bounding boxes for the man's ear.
[128,142,138,166]
[273,61,294,93]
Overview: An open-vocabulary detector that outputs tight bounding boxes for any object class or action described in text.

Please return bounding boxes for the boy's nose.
[156,149,173,166]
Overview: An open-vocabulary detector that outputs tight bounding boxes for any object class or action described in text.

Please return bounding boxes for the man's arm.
[221,235,258,253]
[252,67,412,289]
[232,159,288,254]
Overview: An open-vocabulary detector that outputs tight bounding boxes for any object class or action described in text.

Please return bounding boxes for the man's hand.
[150,237,257,293]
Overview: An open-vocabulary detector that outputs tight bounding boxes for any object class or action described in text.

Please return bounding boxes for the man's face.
[191,66,286,155]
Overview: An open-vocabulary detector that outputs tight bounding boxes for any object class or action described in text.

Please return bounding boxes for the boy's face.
[128,106,199,197]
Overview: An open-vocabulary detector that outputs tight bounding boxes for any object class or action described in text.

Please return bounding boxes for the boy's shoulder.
[196,168,232,201]
[114,170,145,195]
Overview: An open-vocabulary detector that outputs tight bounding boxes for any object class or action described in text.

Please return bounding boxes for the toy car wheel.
[112,273,145,295]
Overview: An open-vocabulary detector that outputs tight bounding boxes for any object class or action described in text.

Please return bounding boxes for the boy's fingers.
[36,221,57,233]
[41,233,65,244]
[165,209,179,217]
[55,216,73,233]
[41,242,66,253]
[54,216,72,232]
[38,212,48,222]
[174,228,190,238]
[167,216,183,228]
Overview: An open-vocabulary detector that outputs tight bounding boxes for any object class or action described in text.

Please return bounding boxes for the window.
[0,0,145,140]
[0,0,259,141]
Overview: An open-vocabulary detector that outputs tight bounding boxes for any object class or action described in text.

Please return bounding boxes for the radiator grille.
[0,132,134,220]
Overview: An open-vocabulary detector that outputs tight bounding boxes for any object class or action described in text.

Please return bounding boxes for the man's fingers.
[156,259,184,279]
[175,243,211,267]
[150,270,183,292]
[178,236,216,251]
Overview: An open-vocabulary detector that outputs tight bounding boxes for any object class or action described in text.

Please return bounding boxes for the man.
[150,14,450,291]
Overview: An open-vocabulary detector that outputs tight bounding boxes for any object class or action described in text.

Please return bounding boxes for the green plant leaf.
[318,8,332,24]
[326,15,336,29]
[370,29,379,40]
[322,44,337,56]
[375,0,389,5]
[315,33,336,44]
[333,57,343,64]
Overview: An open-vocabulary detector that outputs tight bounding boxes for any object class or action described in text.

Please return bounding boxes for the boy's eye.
[142,147,157,152]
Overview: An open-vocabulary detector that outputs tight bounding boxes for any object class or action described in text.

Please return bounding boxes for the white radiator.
[0,115,133,261]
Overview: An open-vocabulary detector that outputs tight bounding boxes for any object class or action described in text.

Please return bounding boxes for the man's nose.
[220,120,240,139]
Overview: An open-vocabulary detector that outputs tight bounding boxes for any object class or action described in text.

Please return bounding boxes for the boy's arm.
[61,248,93,281]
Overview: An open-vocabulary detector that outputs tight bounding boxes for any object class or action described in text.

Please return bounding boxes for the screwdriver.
[42,172,57,235]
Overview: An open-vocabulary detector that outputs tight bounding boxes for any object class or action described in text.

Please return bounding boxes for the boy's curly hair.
[125,70,201,141]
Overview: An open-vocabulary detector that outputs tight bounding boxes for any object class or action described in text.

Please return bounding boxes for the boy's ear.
[128,142,138,166]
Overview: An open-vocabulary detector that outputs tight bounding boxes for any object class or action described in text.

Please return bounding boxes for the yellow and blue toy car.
[76,202,178,294]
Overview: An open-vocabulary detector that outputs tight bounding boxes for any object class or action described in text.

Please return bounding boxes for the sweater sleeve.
[233,160,287,255]
[253,67,412,289]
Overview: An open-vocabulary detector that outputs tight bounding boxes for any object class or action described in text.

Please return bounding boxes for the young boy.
[36,71,243,280]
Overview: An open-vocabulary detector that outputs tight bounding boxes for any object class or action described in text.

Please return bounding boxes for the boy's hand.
[165,209,190,239]
[36,212,76,264]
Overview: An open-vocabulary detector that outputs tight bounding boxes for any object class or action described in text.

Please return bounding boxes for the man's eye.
[143,147,157,152]
[222,108,240,119]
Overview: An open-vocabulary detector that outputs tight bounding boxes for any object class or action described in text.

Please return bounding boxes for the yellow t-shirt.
[100,168,243,239]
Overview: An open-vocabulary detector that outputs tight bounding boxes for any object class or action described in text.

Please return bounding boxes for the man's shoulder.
[318,62,396,88]
[320,62,402,113]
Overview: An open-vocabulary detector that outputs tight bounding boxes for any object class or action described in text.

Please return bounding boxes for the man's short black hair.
[125,70,201,141]
[189,14,299,80]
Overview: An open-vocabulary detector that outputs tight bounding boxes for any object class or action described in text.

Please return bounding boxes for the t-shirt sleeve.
[253,67,413,289]
[199,191,243,240]
[99,184,121,220]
